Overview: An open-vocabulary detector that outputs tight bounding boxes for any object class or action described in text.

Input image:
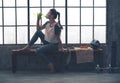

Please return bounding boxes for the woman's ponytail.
[57,12,63,29]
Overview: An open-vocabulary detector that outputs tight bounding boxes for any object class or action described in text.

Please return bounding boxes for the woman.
[18,9,64,73]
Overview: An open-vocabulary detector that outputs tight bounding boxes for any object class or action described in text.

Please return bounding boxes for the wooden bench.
[11,48,103,73]
[11,49,68,73]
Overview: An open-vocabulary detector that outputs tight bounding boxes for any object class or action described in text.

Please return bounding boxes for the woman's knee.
[35,30,42,35]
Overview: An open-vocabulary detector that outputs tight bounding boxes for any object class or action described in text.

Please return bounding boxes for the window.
[0,0,106,44]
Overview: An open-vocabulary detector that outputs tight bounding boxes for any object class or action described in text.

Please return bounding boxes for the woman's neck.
[49,19,56,24]
[49,19,56,27]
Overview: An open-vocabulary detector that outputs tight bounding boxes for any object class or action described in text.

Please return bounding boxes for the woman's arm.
[56,35,64,51]
[36,15,45,30]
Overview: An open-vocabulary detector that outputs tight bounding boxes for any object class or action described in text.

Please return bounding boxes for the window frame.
[0,0,106,45]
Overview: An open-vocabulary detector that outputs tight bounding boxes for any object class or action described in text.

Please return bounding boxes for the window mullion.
[93,0,95,40]
[80,0,81,44]
[65,0,68,45]
[15,0,17,44]
[27,0,30,42]
[2,0,4,45]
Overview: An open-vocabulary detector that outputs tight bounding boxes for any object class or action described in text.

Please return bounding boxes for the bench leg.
[12,53,17,73]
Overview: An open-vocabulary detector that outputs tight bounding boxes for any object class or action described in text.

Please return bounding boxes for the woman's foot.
[48,63,55,73]
[15,45,31,52]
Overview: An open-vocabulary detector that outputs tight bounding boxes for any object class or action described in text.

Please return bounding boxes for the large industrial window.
[0,0,106,45]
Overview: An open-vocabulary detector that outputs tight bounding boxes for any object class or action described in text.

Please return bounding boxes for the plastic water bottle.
[108,64,112,73]
[96,64,100,73]
[37,13,46,18]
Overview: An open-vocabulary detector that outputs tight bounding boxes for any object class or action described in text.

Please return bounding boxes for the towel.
[74,47,93,64]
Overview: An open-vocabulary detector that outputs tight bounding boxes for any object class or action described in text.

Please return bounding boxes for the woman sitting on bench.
[17,9,64,73]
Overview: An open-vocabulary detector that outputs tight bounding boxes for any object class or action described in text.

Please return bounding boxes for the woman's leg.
[28,30,45,47]
[18,30,45,51]
[35,44,58,72]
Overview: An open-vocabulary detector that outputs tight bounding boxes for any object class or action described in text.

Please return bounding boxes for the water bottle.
[37,13,46,18]
[108,64,112,73]
[96,64,100,73]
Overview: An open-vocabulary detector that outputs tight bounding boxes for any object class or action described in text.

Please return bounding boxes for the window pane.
[68,8,80,25]
[4,0,15,6]
[81,8,93,25]
[55,0,65,6]
[81,26,93,43]
[17,8,28,25]
[30,0,40,6]
[55,8,65,25]
[60,26,65,43]
[81,0,93,6]
[94,26,106,43]
[17,0,27,6]
[42,0,53,6]
[30,8,40,25]
[4,27,15,44]
[4,8,15,25]
[0,1,2,7]
[0,27,3,44]
[94,8,106,25]
[94,0,106,6]
[68,26,80,44]
[68,0,80,6]
[17,27,28,44]
[0,8,2,25]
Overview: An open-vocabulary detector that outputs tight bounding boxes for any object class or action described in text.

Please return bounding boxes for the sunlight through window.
[0,0,106,44]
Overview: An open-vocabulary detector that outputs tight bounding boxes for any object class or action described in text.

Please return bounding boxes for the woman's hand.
[59,47,67,52]
[37,13,42,19]
[59,47,63,51]
[36,13,42,30]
